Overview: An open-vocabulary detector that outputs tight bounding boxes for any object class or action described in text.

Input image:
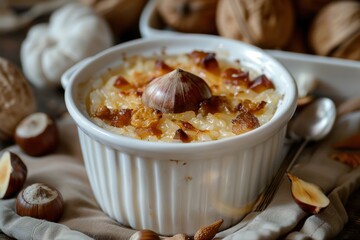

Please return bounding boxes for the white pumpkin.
[21,3,113,88]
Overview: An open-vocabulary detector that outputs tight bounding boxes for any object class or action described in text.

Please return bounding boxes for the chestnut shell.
[142,68,212,113]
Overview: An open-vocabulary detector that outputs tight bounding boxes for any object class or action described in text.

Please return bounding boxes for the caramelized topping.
[95,106,132,128]
[189,50,220,74]
[249,74,274,93]
[113,76,131,89]
[199,96,230,116]
[174,129,191,143]
[154,59,174,75]
[135,125,162,139]
[180,121,197,131]
[231,111,260,134]
[221,68,250,87]
[131,107,162,128]
[235,99,267,114]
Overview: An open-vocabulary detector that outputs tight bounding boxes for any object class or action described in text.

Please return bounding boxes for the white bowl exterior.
[78,126,286,235]
[63,35,297,235]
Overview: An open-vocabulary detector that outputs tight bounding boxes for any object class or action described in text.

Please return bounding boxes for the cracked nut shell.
[0,151,27,199]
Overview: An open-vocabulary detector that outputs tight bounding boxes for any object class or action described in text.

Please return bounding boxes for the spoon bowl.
[289,97,337,141]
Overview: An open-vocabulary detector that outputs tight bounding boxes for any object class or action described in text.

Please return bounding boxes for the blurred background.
[0,0,359,239]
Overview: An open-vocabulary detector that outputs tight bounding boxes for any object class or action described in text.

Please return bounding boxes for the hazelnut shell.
[16,183,64,222]
[287,173,330,214]
[0,151,27,199]
[15,112,59,157]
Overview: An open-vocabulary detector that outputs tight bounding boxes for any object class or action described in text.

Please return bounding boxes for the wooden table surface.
[0,16,359,240]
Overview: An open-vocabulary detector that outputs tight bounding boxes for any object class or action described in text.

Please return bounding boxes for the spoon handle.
[287,139,309,171]
[252,139,308,212]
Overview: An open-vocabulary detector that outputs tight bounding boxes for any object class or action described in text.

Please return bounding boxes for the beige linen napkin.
[217,111,360,240]
[0,115,136,240]
[1,112,359,240]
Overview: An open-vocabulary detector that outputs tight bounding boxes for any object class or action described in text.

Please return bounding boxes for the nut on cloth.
[21,3,113,88]
[0,115,135,240]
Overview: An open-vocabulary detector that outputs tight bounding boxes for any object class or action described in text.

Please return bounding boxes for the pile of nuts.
[156,0,360,61]
[130,219,224,240]
[0,111,63,222]
[0,57,63,222]
[0,151,64,222]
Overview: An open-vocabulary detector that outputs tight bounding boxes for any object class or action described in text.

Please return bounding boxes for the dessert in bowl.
[62,35,297,236]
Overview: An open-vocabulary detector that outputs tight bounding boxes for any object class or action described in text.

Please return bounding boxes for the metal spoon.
[286,97,336,170]
[253,97,337,211]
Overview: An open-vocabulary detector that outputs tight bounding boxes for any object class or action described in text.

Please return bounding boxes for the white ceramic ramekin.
[62,35,297,236]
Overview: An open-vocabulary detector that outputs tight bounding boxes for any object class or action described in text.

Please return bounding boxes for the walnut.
[157,0,219,34]
[309,1,360,60]
[79,0,147,36]
[216,0,295,49]
[0,57,36,141]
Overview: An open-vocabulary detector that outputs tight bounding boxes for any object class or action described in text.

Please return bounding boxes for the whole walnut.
[157,0,219,34]
[0,57,36,141]
[216,0,295,49]
[309,1,360,60]
[79,0,147,36]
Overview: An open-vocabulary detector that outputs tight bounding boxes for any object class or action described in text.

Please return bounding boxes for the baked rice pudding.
[85,50,282,142]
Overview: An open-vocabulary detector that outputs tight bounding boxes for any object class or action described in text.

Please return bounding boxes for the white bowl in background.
[62,35,297,236]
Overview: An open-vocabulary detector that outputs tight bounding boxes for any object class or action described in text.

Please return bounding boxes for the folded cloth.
[0,199,91,240]
[0,115,136,240]
[0,112,359,240]
[217,111,360,240]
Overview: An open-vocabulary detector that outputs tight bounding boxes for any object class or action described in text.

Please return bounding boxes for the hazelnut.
[129,229,160,240]
[0,151,27,199]
[15,112,59,156]
[142,68,212,113]
[287,173,330,214]
[16,183,64,222]
[0,57,36,141]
